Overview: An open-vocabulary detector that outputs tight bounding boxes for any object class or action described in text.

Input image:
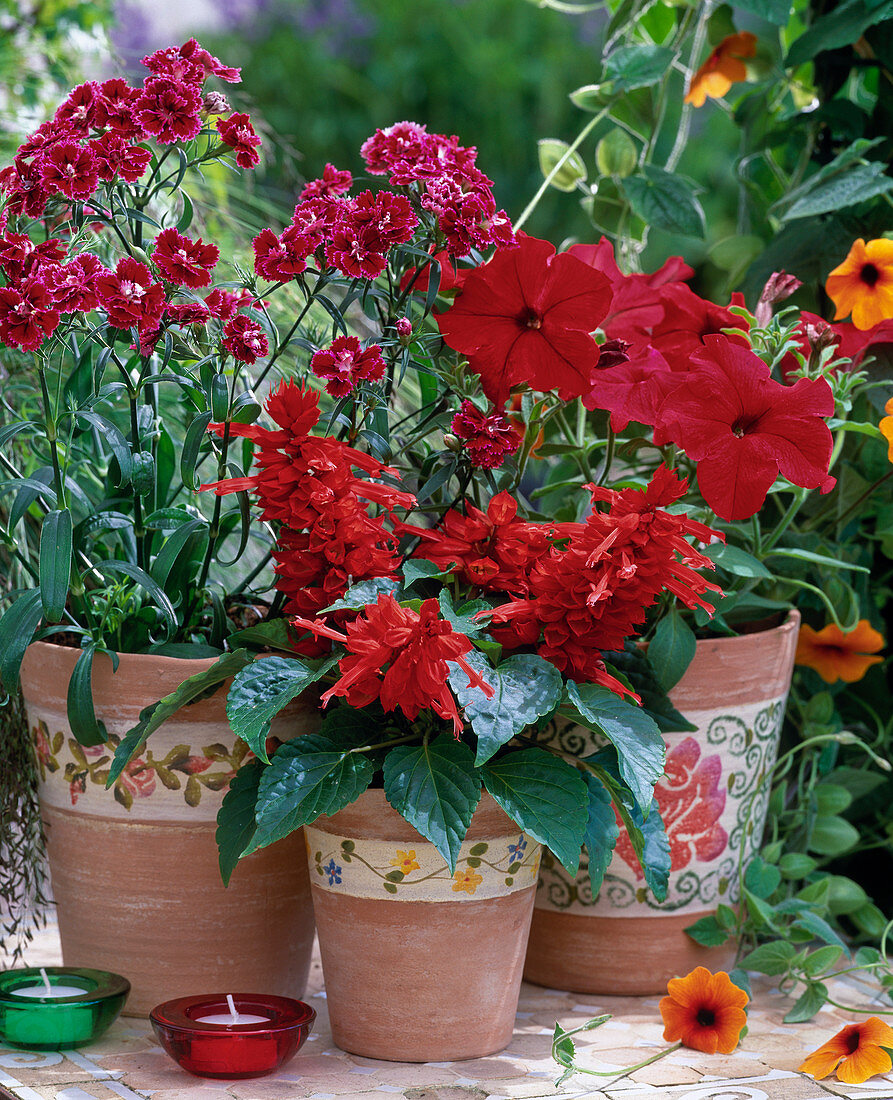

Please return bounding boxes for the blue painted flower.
[323,858,342,885]
[508,835,527,860]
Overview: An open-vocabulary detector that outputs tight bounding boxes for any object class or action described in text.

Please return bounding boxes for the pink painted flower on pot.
[119,758,157,799]
[615,737,727,877]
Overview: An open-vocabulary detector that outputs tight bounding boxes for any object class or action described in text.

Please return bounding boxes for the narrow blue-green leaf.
[93,560,177,637]
[74,411,133,487]
[383,735,481,870]
[66,642,109,747]
[149,518,207,588]
[180,412,213,490]
[39,509,72,622]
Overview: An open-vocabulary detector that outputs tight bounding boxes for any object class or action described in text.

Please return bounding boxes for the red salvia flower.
[38,142,99,201]
[152,227,219,288]
[216,112,261,168]
[310,336,386,396]
[222,314,268,363]
[0,278,60,350]
[136,77,203,144]
[657,335,836,521]
[95,256,166,329]
[291,594,494,736]
[435,232,613,402]
[451,400,522,469]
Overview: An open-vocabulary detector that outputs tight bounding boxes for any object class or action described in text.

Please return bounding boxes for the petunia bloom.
[795,620,884,683]
[435,232,613,403]
[826,238,893,331]
[799,1017,893,1084]
[684,32,757,108]
[659,967,748,1054]
[657,335,836,521]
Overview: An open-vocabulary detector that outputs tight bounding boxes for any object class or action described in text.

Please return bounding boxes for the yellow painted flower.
[684,32,757,108]
[826,238,893,330]
[880,397,893,463]
[389,849,420,875]
[452,867,483,894]
[795,620,885,683]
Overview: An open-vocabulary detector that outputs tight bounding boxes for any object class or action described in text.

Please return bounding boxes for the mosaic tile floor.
[3,918,893,1100]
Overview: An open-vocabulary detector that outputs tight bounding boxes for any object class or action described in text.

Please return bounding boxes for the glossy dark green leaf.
[705,543,772,579]
[647,610,696,692]
[604,44,675,92]
[226,654,338,761]
[731,0,792,23]
[449,650,562,764]
[383,735,481,870]
[402,558,455,589]
[481,748,588,874]
[781,163,893,221]
[620,166,705,238]
[786,0,893,67]
[601,644,695,733]
[783,982,828,1024]
[565,681,665,815]
[181,412,213,490]
[252,734,375,852]
[0,589,44,693]
[581,772,619,898]
[107,649,253,785]
[438,588,490,640]
[320,577,399,613]
[216,758,264,886]
[38,509,72,622]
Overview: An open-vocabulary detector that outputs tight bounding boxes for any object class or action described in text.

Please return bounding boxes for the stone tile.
[0,1050,114,1087]
[446,1059,530,1080]
[359,1066,461,1087]
[627,1060,702,1086]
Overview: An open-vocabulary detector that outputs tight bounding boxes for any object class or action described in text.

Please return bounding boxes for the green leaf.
[438,588,490,640]
[685,914,732,947]
[581,772,619,898]
[744,856,782,899]
[792,908,847,948]
[93,560,177,637]
[226,654,338,762]
[782,163,893,222]
[809,814,860,856]
[449,650,562,764]
[731,0,792,23]
[131,451,154,496]
[537,139,587,192]
[251,734,375,852]
[227,619,297,652]
[604,45,675,92]
[620,166,705,238]
[802,945,843,977]
[705,543,772,579]
[564,681,665,814]
[741,940,796,975]
[216,758,263,886]
[74,412,133,487]
[786,0,893,67]
[149,518,207,589]
[402,558,455,589]
[38,509,72,623]
[648,610,696,691]
[481,748,588,874]
[66,642,110,747]
[778,852,818,879]
[784,982,828,1024]
[181,412,213,490]
[107,649,253,785]
[0,589,44,693]
[764,547,869,573]
[319,576,399,613]
[382,735,481,870]
[601,644,695,733]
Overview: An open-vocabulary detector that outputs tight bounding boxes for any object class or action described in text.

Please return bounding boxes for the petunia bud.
[754,270,802,326]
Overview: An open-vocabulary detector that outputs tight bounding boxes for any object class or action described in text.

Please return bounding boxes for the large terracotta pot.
[305,789,541,1061]
[524,610,800,995]
[21,641,317,1016]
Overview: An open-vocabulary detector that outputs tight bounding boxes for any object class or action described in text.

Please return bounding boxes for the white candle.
[12,968,88,999]
[194,994,269,1026]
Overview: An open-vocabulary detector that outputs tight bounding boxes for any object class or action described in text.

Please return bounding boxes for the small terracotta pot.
[524,610,800,995]
[21,641,318,1016]
[306,789,541,1061]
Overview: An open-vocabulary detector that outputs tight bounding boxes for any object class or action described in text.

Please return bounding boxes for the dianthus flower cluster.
[450,400,522,469]
[0,39,262,358]
[201,380,415,624]
[488,466,722,691]
[310,336,386,397]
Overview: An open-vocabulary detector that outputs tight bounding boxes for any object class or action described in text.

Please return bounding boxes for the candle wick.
[39,968,52,996]
[226,993,238,1023]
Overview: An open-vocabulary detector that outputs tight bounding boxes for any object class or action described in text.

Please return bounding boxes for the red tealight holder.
[149,994,315,1079]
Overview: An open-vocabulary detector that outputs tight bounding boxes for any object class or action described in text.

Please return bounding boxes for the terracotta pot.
[524,610,800,995]
[306,789,541,1061]
[21,641,317,1016]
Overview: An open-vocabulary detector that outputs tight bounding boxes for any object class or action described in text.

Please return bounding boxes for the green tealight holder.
[0,967,130,1050]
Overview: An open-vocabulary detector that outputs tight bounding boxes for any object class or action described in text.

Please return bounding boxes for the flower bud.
[443,433,461,453]
[395,316,412,344]
[754,270,802,327]
[202,91,231,116]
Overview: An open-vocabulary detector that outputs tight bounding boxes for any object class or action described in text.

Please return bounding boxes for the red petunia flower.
[95,256,166,329]
[310,335,386,396]
[216,112,261,168]
[451,400,522,469]
[152,227,219,288]
[88,133,152,183]
[657,335,836,521]
[222,313,268,363]
[435,232,613,403]
[136,77,203,144]
[0,278,60,350]
[291,594,494,736]
[38,142,99,201]
[299,163,353,201]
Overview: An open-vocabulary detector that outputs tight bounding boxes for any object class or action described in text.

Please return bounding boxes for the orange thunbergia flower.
[795,620,885,683]
[799,1017,893,1084]
[826,238,893,330]
[659,967,748,1054]
[879,397,893,462]
[684,32,757,108]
